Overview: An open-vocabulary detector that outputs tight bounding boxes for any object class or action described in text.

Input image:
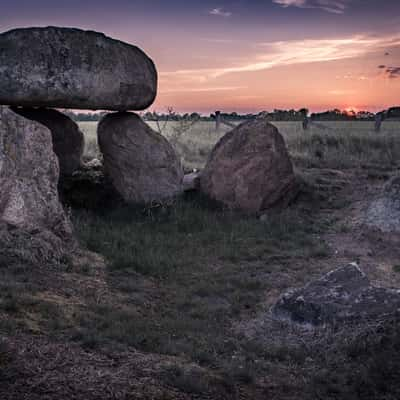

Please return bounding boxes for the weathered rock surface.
[365,176,400,233]
[0,27,157,111]
[272,264,400,326]
[0,106,72,239]
[200,118,298,213]
[12,107,84,175]
[98,112,183,204]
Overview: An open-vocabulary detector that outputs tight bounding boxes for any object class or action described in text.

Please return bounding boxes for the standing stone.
[98,112,183,204]
[200,118,298,213]
[11,107,84,176]
[0,27,157,111]
[0,106,72,238]
[365,176,400,233]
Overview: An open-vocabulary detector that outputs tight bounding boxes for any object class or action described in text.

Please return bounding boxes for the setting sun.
[344,106,359,114]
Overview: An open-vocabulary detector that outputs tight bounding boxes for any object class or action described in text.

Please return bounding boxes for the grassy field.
[2,118,400,398]
[79,119,400,170]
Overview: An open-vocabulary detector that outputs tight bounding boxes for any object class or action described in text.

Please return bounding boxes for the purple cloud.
[273,0,349,14]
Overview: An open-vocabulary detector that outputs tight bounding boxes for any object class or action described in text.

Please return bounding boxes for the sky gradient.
[1,0,399,113]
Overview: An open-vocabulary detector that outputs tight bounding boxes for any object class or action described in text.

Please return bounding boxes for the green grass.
[72,198,325,279]
[68,195,329,374]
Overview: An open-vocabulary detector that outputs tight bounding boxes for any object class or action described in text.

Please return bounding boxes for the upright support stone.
[200,118,298,213]
[98,112,183,204]
[0,106,73,262]
[12,107,84,176]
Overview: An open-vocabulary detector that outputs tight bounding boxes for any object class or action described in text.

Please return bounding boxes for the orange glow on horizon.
[149,33,400,113]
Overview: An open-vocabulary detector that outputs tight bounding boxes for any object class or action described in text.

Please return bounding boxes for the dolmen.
[0,26,182,263]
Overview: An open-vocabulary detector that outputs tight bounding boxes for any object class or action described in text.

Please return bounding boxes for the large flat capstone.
[272,264,400,326]
[0,27,157,111]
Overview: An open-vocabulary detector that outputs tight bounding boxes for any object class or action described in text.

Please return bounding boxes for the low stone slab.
[0,27,157,111]
[272,264,400,326]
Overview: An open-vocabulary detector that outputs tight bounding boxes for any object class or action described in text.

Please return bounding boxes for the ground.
[1,120,400,399]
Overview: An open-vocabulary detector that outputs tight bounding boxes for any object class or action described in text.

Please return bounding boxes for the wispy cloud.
[160,86,246,94]
[209,7,232,17]
[273,0,349,14]
[161,35,400,81]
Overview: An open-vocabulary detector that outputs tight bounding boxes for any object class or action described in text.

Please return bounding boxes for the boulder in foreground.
[98,112,183,204]
[0,27,157,111]
[12,107,84,176]
[200,118,298,213]
[272,264,400,326]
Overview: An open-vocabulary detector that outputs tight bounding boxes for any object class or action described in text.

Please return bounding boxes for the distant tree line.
[64,107,399,122]
[140,108,377,122]
[143,109,311,122]
[309,109,375,121]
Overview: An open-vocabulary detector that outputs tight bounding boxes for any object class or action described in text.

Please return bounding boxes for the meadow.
[72,118,400,398]
[79,119,400,171]
[2,118,400,399]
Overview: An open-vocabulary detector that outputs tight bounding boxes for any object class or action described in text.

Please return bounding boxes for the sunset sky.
[1,0,399,113]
